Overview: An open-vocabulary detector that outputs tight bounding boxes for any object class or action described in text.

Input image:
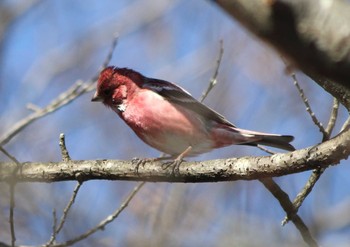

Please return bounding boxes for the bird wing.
[142,78,236,128]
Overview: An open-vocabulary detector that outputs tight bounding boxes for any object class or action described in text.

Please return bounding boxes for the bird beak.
[91,91,103,102]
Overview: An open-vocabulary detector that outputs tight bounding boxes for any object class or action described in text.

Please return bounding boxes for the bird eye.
[103,88,112,97]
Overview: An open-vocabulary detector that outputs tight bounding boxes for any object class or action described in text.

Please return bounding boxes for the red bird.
[92,66,294,168]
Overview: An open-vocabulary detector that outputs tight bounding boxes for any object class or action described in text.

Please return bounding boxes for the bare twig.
[100,33,119,71]
[50,209,58,245]
[51,182,145,247]
[281,168,324,226]
[282,90,341,226]
[46,134,80,246]
[59,133,71,162]
[256,145,275,155]
[324,98,339,141]
[0,147,20,247]
[46,182,83,246]
[291,72,327,136]
[0,146,20,166]
[200,40,224,102]
[340,115,350,132]
[56,182,82,234]
[0,36,118,146]
[9,184,15,247]
[257,146,317,244]
[26,103,42,112]
[260,178,318,247]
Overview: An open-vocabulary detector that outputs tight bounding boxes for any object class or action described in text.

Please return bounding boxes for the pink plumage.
[92,66,295,157]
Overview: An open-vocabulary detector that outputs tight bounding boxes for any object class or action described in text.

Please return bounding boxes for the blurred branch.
[0,36,118,146]
[257,143,317,246]
[282,168,324,226]
[51,182,145,247]
[200,39,223,102]
[282,83,341,226]
[46,182,82,246]
[0,147,21,247]
[324,98,339,140]
[259,178,318,247]
[214,0,350,90]
[9,184,16,247]
[0,0,43,43]
[0,183,145,247]
[0,123,349,182]
[0,146,21,167]
[0,80,91,146]
[340,115,350,133]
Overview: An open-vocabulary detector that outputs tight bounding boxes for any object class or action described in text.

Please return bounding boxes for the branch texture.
[1,125,349,183]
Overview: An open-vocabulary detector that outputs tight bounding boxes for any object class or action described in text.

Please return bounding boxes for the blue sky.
[1,1,349,246]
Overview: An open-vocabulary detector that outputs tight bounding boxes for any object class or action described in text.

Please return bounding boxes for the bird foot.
[132,157,149,175]
[161,159,183,176]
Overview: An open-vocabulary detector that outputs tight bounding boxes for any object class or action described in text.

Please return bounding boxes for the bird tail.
[213,126,295,151]
[233,127,295,151]
[252,134,295,151]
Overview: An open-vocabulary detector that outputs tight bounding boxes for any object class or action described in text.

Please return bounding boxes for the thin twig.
[290,72,327,137]
[46,182,83,246]
[256,145,275,155]
[282,95,340,225]
[281,168,324,226]
[200,40,224,102]
[46,134,80,246]
[0,36,118,146]
[0,147,20,247]
[9,184,16,247]
[56,182,82,234]
[340,115,350,132]
[256,122,318,246]
[100,33,119,73]
[259,178,318,247]
[324,97,339,141]
[282,99,339,224]
[256,145,319,235]
[59,133,71,162]
[50,209,58,245]
[0,146,21,166]
[279,67,328,227]
[51,182,145,247]
[26,103,42,112]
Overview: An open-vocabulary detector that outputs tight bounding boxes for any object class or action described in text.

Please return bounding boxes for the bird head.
[92,66,142,107]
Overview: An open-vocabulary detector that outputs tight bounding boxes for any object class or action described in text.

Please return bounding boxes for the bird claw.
[161,159,183,176]
[132,157,147,175]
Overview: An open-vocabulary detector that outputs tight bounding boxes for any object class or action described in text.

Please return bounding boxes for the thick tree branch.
[260,178,318,247]
[1,124,349,183]
[214,0,350,89]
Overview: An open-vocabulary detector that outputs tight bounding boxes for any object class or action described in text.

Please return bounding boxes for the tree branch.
[214,0,350,90]
[0,124,349,183]
[260,177,318,247]
[0,35,118,146]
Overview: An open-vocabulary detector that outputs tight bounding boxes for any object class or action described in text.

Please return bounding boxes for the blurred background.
[0,0,349,246]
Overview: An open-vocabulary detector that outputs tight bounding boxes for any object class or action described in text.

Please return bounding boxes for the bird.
[92,66,295,172]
